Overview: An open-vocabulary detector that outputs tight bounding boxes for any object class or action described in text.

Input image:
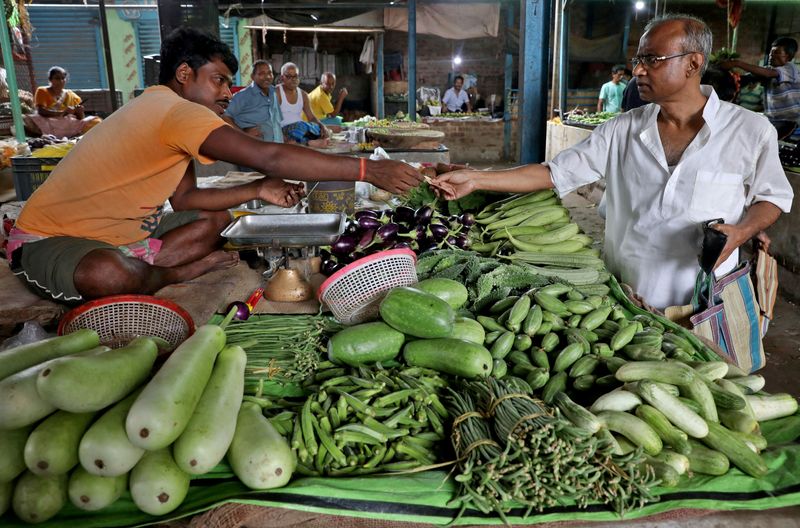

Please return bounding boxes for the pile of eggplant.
[320,206,475,276]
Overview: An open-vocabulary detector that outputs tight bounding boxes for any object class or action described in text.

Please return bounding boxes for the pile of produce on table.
[564,111,619,126]
[2,189,799,527]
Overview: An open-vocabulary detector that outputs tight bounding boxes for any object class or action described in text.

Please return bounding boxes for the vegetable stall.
[1,182,800,527]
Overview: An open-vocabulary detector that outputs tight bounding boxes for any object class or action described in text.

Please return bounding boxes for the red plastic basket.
[58,295,195,352]
[318,249,418,325]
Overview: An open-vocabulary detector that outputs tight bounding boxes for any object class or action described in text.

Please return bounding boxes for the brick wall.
[421,118,519,163]
[383,26,516,104]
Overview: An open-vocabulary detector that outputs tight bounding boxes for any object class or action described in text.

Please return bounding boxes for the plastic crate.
[11,156,61,200]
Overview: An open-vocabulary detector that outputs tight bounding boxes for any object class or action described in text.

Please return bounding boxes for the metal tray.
[221,213,346,248]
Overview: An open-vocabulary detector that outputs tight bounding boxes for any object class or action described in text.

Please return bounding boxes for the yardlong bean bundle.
[224,315,341,391]
[446,378,658,524]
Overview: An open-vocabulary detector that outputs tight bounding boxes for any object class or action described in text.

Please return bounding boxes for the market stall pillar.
[503,5,515,160]
[407,0,417,122]
[377,32,385,119]
[518,0,551,163]
[0,8,25,141]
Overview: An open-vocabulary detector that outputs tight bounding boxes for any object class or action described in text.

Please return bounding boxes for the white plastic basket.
[318,249,418,325]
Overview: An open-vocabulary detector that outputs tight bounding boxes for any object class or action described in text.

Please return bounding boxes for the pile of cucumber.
[470,190,610,289]
[472,280,798,486]
[0,321,294,524]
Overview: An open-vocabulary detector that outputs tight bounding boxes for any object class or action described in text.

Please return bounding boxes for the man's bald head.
[643,14,712,74]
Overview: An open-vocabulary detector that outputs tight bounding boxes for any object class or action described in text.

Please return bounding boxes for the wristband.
[359,157,367,182]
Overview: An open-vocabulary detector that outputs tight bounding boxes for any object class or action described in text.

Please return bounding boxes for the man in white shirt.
[431,15,793,310]
[442,76,472,113]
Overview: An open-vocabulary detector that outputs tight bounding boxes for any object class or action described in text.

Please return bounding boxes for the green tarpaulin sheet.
[4,442,800,527]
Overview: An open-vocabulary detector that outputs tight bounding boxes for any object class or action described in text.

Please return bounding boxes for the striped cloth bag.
[688,262,765,373]
[753,248,779,336]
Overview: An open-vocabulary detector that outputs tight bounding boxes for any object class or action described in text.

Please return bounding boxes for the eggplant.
[226,301,251,321]
[418,241,439,254]
[355,210,379,220]
[331,234,358,256]
[429,223,449,241]
[375,223,400,244]
[455,235,471,249]
[391,242,412,250]
[356,229,375,250]
[321,259,341,276]
[393,206,415,224]
[414,206,434,225]
[446,236,458,247]
[319,248,331,261]
[357,216,382,230]
[345,222,358,235]
[460,213,476,228]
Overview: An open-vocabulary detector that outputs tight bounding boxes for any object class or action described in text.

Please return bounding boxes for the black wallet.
[699,218,728,275]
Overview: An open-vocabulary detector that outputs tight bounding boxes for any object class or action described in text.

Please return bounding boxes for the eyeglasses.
[283,74,299,79]
[631,51,698,69]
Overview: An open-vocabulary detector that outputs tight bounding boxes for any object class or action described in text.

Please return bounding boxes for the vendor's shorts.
[9,211,198,304]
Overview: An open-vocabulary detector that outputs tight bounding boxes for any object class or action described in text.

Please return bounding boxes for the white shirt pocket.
[688,170,745,223]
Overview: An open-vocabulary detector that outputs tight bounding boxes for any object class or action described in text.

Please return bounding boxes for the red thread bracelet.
[359,157,366,181]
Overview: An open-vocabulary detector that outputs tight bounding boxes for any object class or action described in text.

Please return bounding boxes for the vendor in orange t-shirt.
[9,27,422,304]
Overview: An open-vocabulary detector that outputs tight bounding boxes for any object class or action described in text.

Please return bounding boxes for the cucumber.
[126,324,226,450]
[328,322,405,366]
[79,389,144,477]
[174,345,246,475]
[702,420,768,478]
[554,393,601,434]
[490,331,515,359]
[0,346,109,430]
[491,359,508,378]
[129,448,190,515]
[590,390,642,413]
[36,337,158,413]
[0,425,34,482]
[687,439,730,476]
[403,339,493,378]
[522,305,543,336]
[0,479,10,517]
[513,334,533,351]
[760,414,800,446]
[530,347,550,369]
[451,317,485,345]
[615,361,696,386]
[0,329,99,380]
[638,380,709,439]
[635,404,691,455]
[228,401,295,489]
[746,394,799,421]
[414,278,469,310]
[526,368,550,390]
[68,466,127,511]
[564,299,595,315]
[12,471,68,523]
[25,410,95,476]
[541,371,567,404]
[679,377,718,423]
[553,342,584,373]
[597,410,662,456]
[379,287,455,338]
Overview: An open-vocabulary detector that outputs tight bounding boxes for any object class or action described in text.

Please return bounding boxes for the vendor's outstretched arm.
[432,164,555,200]
[719,59,778,79]
[199,124,423,194]
[712,201,782,269]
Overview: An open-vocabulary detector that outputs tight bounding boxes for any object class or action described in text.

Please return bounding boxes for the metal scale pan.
[221,213,347,248]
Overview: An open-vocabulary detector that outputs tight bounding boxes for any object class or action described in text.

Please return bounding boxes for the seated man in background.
[307,72,348,125]
[442,76,471,113]
[276,63,329,146]
[223,60,283,144]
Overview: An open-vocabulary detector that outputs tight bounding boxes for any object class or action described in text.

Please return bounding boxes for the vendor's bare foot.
[202,250,239,272]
